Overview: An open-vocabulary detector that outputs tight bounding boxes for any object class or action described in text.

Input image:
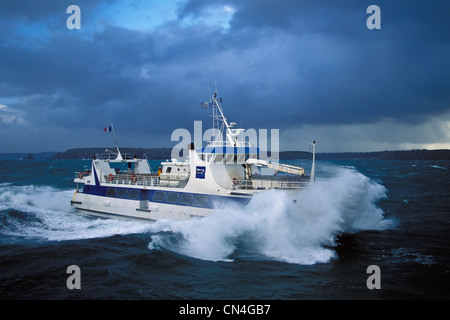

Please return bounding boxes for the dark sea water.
[0,159,449,301]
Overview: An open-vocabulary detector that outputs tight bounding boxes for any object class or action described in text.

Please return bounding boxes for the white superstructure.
[71,92,316,221]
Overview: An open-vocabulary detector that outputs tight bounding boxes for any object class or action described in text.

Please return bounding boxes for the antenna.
[310,141,316,182]
[200,84,247,148]
[207,81,211,100]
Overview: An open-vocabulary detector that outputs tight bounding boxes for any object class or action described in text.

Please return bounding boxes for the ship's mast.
[202,92,246,148]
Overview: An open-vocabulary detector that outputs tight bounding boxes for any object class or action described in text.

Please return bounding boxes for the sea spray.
[0,166,393,264]
[147,166,393,264]
[0,185,152,241]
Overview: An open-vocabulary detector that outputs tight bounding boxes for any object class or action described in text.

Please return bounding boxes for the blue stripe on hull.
[79,184,251,209]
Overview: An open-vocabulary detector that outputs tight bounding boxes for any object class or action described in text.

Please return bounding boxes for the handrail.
[103,173,159,186]
[75,172,308,190]
[99,153,136,160]
[74,171,91,179]
[216,178,308,190]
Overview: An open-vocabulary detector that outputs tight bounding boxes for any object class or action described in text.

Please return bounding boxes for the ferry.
[70,92,316,221]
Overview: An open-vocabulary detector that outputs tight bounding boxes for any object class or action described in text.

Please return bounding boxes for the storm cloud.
[0,0,448,152]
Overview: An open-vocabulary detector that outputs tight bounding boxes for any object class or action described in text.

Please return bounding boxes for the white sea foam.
[0,165,393,265]
[148,166,394,264]
[429,165,447,170]
[0,185,152,241]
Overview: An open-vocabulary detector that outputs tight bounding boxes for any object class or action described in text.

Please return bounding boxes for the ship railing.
[74,171,91,179]
[98,153,136,160]
[217,179,309,190]
[103,173,160,187]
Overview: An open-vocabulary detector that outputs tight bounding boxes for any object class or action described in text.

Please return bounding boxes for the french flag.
[104,126,112,132]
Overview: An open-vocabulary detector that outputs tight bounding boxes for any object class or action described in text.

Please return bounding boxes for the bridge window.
[214,154,224,163]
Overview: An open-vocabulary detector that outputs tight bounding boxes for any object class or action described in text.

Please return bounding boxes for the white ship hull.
[71,174,253,222]
[71,191,237,221]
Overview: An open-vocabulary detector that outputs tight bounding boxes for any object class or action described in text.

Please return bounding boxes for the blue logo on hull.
[196,166,206,179]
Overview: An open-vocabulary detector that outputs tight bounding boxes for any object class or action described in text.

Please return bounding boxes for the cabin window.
[116,189,128,199]
[237,154,246,164]
[128,190,140,200]
[192,195,208,207]
[152,191,166,202]
[106,188,117,197]
[225,154,235,163]
[166,167,172,173]
[179,193,194,205]
[165,192,180,203]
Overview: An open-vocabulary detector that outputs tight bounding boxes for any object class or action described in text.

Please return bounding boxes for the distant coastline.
[1,148,449,160]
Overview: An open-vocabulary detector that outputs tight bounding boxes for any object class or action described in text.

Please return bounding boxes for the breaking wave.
[0,185,151,241]
[0,165,393,265]
[148,166,394,264]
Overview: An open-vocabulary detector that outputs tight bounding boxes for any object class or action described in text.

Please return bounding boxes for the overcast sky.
[0,0,449,153]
